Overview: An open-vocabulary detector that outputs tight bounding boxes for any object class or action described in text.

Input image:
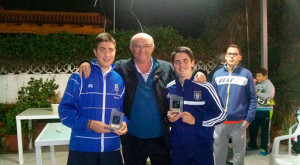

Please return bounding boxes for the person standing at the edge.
[212,44,257,165]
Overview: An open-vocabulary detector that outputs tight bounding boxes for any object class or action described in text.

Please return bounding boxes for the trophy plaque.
[169,94,183,114]
[109,109,124,130]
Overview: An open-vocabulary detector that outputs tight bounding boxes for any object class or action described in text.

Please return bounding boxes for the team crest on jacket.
[115,84,119,94]
[194,91,201,100]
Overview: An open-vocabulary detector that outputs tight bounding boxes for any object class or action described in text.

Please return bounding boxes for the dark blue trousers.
[121,134,170,165]
[171,143,215,165]
[67,149,123,165]
[248,110,271,151]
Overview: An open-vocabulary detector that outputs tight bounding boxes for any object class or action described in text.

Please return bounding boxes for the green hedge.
[0,32,94,65]
[0,26,213,66]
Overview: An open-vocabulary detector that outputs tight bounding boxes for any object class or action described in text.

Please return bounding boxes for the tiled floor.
[0,146,273,165]
[0,150,68,165]
[0,145,69,165]
[0,133,292,165]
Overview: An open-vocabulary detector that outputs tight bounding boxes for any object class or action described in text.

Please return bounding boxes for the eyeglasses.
[227,53,239,57]
[132,44,153,50]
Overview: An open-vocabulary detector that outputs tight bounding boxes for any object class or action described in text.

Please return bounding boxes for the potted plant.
[16,78,60,141]
[47,91,62,114]
[0,107,4,149]
[0,104,18,149]
[17,77,59,108]
[3,78,60,151]
[3,107,29,152]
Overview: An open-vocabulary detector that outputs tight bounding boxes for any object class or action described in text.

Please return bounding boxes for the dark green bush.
[0,26,213,65]
[0,32,95,65]
[3,106,28,135]
[111,28,136,61]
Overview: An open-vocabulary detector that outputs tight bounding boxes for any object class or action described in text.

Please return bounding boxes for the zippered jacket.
[256,79,275,110]
[212,65,257,123]
[114,58,176,142]
[166,78,226,147]
[59,59,126,152]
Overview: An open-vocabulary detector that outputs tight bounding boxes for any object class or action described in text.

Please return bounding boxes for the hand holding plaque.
[169,94,183,114]
[109,109,124,130]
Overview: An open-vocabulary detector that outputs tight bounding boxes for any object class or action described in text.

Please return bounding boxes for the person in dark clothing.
[207,53,226,82]
[77,33,206,165]
[167,47,226,165]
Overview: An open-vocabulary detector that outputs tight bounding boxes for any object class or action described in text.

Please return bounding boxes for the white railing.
[0,63,78,75]
[194,59,218,73]
[0,60,218,104]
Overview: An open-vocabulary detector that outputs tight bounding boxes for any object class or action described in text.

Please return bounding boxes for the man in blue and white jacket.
[212,44,257,165]
[167,47,226,165]
[59,33,128,165]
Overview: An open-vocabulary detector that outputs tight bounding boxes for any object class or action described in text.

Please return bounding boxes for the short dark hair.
[218,53,226,64]
[227,44,241,55]
[256,68,268,76]
[171,47,194,63]
[94,33,116,50]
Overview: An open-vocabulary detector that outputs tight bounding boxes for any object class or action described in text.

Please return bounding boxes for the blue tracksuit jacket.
[212,64,257,123]
[59,59,126,152]
[166,78,226,148]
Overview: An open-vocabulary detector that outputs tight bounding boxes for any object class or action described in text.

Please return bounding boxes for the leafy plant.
[272,89,299,136]
[0,32,95,65]
[3,107,28,135]
[111,28,136,61]
[18,78,59,108]
[0,26,214,66]
[3,78,59,135]
[46,91,61,104]
[279,110,296,136]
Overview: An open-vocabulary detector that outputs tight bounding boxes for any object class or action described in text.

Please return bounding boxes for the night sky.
[0,0,232,37]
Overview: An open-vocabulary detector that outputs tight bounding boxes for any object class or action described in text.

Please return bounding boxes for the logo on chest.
[115,84,119,95]
[194,91,202,100]
[88,84,93,88]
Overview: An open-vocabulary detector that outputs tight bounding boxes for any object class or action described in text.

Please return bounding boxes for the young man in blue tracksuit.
[212,44,257,165]
[167,47,226,165]
[59,33,128,165]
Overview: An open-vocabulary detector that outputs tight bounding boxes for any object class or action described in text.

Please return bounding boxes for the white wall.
[0,74,71,104]
[0,60,218,104]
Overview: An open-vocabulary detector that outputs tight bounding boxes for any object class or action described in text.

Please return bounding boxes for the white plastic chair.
[269,116,300,165]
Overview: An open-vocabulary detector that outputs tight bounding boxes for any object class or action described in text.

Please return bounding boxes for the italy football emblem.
[115,84,119,94]
[194,91,201,100]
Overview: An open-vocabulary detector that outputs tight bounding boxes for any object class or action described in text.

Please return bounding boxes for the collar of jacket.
[175,76,193,89]
[91,58,116,75]
[125,57,166,80]
[224,64,241,73]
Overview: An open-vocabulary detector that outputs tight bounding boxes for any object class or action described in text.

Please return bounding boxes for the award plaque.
[109,109,124,130]
[169,94,183,114]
